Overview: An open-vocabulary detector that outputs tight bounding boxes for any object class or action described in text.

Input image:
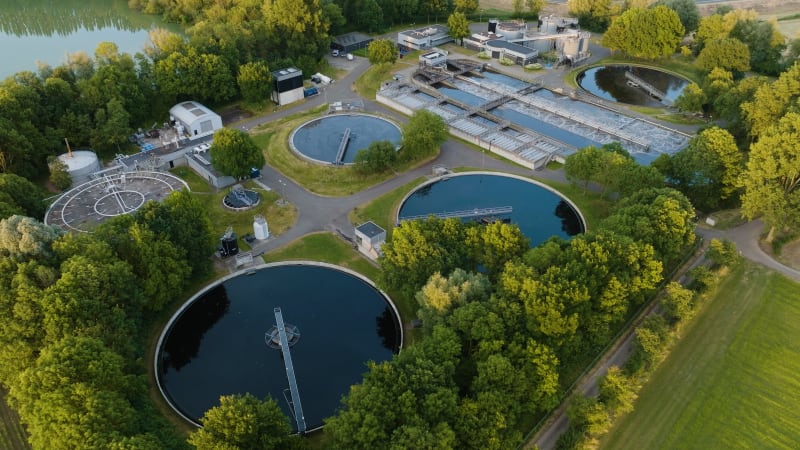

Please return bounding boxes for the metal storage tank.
[57,150,102,186]
[531,39,554,53]
[253,215,270,240]
[579,33,591,53]
[562,37,580,58]
[497,21,525,39]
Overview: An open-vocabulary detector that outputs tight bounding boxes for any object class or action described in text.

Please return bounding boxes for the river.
[0,0,180,80]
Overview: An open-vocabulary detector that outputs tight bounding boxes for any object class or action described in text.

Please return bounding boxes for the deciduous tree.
[237,61,274,103]
[209,128,265,180]
[367,39,399,64]
[654,0,699,33]
[601,6,684,59]
[448,12,470,45]
[400,110,448,161]
[740,112,800,234]
[188,394,300,450]
[696,38,750,73]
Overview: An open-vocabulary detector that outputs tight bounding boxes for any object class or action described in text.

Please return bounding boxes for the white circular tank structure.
[57,150,101,186]
[497,21,526,39]
[253,215,270,240]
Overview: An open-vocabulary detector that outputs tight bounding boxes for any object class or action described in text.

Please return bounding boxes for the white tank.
[57,150,101,186]
[562,37,580,58]
[253,215,270,240]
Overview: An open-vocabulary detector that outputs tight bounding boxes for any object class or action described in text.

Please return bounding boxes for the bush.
[499,57,514,66]
[525,63,543,71]
[353,140,397,175]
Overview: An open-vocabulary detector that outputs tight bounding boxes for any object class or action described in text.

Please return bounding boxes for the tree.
[660,281,693,322]
[48,157,73,191]
[598,366,637,416]
[209,128,265,180]
[9,336,139,450]
[601,188,696,263]
[696,38,750,73]
[0,173,46,220]
[673,82,705,113]
[567,395,610,437]
[367,39,399,64]
[567,0,613,31]
[0,215,61,260]
[741,63,800,139]
[730,19,786,76]
[654,0,699,33]
[707,238,740,268]
[465,220,529,277]
[526,0,545,17]
[564,145,603,188]
[740,112,800,234]
[601,6,684,59]
[353,140,397,175]
[448,12,470,46]
[237,61,274,103]
[664,126,742,211]
[416,268,491,325]
[633,315,670,367]
[400,110,448,161]
[188,394,301,450]
[91,97,132,154]
[379,217,471,297]
[693,8,757,53]
[454,0,478,14]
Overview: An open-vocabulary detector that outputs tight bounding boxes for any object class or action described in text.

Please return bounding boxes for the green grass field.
[600,263,800,449]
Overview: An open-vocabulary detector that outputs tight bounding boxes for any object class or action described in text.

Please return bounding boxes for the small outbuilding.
[354,221,386,260]
[169,101,223,141]
[272,67,304,106]
[331,32,373,54]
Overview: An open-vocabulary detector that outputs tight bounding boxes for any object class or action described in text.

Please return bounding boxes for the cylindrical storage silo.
[57,150,102,186]
[253,215,270,240]
[497,22,525,39]
[579,33,591,53]
[562,37,580,58]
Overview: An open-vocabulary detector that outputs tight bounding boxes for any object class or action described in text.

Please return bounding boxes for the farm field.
[600,263,800,449]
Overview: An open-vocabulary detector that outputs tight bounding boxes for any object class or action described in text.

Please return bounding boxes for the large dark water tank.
[488,19,498,33]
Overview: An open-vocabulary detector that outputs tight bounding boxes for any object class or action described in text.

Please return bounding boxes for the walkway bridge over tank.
[399,205,513,223]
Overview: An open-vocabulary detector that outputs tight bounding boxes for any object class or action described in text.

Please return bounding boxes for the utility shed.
[272,67,304,106]
[169,101,223,141]
[331,32,373,53]
[354,221,386,260]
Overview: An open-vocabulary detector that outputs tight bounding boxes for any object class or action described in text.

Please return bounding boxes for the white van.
[346,53,354,61]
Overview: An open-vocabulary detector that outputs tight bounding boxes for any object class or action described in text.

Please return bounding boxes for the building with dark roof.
[331,32,373,53]
[272,67,304,106]
[486,40,538,65]
[355,221,386,259]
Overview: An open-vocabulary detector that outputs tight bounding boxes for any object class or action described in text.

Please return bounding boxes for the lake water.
[0,0,179,79]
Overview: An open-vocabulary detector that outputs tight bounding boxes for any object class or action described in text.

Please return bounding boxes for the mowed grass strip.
[600,263,800,449]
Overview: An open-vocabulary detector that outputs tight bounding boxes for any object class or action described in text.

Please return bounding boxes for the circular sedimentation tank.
[398,172,585,244]
[222,188,261,210]
[155,262,402,431]
[576,65,690,107]
[289,114,402,165]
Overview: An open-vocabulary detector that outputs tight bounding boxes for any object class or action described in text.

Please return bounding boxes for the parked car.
[346,53,354,61]
[331,49,339,57]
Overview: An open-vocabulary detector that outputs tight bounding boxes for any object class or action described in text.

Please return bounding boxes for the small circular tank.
[57,150,102,186]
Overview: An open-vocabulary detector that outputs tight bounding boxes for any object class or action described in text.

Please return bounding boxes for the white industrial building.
[398,25,453,51]
[272,67,304,106]
[169,101,223,141]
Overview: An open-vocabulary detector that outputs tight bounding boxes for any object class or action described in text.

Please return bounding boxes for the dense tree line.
[324,183,697,448]
[0,190,215,449]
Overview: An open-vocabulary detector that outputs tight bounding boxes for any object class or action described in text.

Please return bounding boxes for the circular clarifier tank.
[290,114,402,165]
[576,65,689,107]
[398,172,585,244]
[155,262,402,431]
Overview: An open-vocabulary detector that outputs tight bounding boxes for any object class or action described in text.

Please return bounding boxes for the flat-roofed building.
[331,32,373,53]
[398,24,452,51]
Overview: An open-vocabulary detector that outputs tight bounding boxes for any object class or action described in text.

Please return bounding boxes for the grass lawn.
[600,263,800,449]
[169,168,298,251]
[350,177,427,239]
[263,232,379,281]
